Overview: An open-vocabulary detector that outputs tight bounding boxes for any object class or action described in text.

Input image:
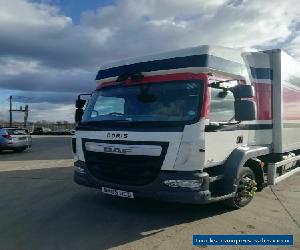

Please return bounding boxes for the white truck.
[72,45,300,208]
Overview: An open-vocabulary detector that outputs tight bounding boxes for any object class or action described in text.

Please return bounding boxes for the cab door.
[205,86,247,167]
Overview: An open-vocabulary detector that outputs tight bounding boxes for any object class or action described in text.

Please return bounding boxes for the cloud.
[1,0,299,72]
[0,0,113,69]
[0,106,5,120]
[11,91,77,104]
[286,32,300,60]
[27,102,75,122]
[0,89,77,122]
[79,0,300,53]
[0,0,299,121]
[0,103,74,122]
[0,68,94,92]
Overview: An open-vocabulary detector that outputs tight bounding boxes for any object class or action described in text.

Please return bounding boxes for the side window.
[210,88,235,122]
[91,97,124,118]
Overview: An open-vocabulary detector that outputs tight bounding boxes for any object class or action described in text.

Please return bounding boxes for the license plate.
[101,187,134,199]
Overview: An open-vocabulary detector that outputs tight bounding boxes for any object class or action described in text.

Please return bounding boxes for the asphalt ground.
[0,136,299,250]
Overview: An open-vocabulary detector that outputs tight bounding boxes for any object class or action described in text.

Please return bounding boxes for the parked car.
[0,128,32,152]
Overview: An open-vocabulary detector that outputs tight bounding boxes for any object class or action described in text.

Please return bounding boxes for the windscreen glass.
[82,80,204,124]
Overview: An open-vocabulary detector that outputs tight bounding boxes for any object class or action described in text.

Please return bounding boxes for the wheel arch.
[220,146,270,193]
[244,158,265,191]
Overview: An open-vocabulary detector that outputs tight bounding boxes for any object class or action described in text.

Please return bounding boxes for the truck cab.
[73,46,300,208]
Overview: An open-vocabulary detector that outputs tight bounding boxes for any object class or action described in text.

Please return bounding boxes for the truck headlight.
[163,179,203,190]
[74,166,85,174]
[74,161,86,174]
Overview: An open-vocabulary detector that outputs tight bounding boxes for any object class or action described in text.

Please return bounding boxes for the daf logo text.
[104,146,132,154]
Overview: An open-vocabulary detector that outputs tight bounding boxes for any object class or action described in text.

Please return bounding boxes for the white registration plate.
[101,187,134,199]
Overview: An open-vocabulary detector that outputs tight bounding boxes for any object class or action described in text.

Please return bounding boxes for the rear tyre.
[223,167,257,209]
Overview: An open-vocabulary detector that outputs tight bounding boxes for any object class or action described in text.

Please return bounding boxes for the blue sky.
[0,0,299,122]
[33,0,117,24]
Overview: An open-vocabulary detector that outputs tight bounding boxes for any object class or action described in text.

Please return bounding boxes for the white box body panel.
[264,50,300,153]
[281,51,300,152]
[244,49,300,153]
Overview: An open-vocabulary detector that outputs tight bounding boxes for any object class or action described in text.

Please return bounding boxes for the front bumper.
[74,161,231,204]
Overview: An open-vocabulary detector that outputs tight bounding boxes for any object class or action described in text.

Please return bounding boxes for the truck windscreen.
[82,80,204,124]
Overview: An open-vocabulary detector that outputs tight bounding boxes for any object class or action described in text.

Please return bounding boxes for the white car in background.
[0,128,32,152]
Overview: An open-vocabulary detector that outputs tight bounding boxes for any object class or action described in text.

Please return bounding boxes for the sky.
[0,0,299,122]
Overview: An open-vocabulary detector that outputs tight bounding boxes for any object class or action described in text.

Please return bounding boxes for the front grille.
[82,139,169,186]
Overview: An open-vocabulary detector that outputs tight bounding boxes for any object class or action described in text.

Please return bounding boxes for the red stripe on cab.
[97,73,208,89]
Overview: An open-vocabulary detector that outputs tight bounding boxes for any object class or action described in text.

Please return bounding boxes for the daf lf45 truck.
[73,46,300,208]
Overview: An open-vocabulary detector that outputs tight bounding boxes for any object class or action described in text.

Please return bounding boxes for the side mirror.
[76,99,86,109]
[75,93,91,123]
[234,100,256,121]
[231,85,254,99]
[75,109,84,123]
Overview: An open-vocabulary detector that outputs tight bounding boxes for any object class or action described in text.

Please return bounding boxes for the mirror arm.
[208,83,229,91]
[78,93,92,100]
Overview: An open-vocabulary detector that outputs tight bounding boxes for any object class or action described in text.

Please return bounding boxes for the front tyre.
[223,167,257,209]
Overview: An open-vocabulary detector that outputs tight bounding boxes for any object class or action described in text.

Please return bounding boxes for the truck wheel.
[223,167,257,209]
